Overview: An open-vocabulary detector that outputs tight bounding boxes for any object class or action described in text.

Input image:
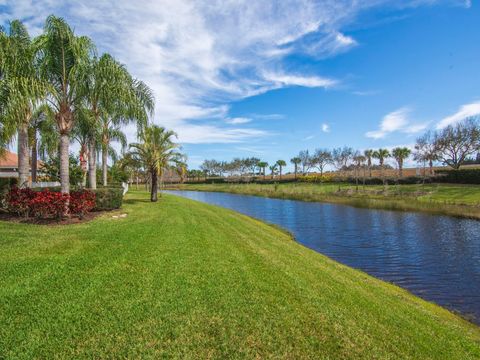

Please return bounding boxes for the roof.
[0,150,18,168]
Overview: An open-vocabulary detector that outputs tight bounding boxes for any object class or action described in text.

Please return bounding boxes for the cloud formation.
[0,0,466,144]
[436,100,480,129]
[366,107,428,139]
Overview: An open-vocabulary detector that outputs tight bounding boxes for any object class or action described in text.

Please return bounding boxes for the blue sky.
[1,0,479,170]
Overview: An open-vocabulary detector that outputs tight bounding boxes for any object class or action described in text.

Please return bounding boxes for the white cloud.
[366,107,427,139]
[1,0,464,145]
[225,117,252,125]
[303,135,315,141]
[321,123,330,132]
[436,101,480,129]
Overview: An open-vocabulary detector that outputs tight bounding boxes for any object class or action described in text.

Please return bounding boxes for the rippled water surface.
[167,190,480,323]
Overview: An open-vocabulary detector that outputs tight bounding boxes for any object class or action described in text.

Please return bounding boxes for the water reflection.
[167,190,480,323]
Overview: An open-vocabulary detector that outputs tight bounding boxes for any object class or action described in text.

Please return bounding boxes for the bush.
[435,169,480,184]
[70,190,96,218]
[92,187,123,210]
[6,187,36,217]
[30,190,69,219]
[0,178,18,209]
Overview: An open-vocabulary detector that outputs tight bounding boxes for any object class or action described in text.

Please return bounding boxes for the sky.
[1,0,479,170]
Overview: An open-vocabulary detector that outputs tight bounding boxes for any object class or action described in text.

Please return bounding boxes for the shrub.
[70,190,96,218]
[299,174,335,183]
[6,187,36,217]
[0,178,18,209]
[92,187,123,210]
[435,169,480,184]
[30,190,69,219]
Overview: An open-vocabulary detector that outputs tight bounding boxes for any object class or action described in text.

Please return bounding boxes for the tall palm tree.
[36,15,95,194]
[129,125,183,202]
[81,53,154,188]
[269,164,277,179]
[257,161,268,180]
[290,157,301,179]
[0,20,47,187]
[373,148,390,186]
[392,147,411,178]
[276,160,286,180]
[364,149,374,178]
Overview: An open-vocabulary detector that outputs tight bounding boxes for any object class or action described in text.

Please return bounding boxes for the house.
[0,150,19,178]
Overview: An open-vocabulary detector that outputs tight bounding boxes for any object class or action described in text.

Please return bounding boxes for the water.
[166,190,480,324]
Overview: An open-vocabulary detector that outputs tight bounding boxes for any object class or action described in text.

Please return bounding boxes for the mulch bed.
[0,210,107,226]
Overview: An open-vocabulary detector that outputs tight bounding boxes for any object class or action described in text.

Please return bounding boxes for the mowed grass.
[181,182,480,219]
[0,191,479,358]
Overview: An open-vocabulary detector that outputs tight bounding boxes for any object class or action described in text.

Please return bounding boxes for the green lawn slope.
[0,191,479,358]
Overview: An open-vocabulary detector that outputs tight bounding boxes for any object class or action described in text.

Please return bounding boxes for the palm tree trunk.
[17,124,30,188]
[102,144,108,187]
[59,133,70,193]
[31,133,38,184]
[88,139,97,189]
[151,171,158,202]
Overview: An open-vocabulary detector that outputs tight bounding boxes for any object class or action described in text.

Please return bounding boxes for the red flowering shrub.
[6,187,36,217]
[29,190,69,219]
[70,190,96,218]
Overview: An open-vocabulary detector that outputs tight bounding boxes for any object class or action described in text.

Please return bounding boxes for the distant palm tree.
[364,149,374,178]
[373,148,390,187]
[276,159,286,179]
[0,20,48,187]
[392,147,411,178]
[290,157,301,179]
[129,125,183,202]
[257,161,268,180]
[269,164,277,179]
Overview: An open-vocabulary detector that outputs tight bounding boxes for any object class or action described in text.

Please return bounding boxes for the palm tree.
[392,147,411,178]
[0,20,47,187]
[364,149,374,178]
[36,15,95,194]
[352,153,366,191]
[269,164,277,179]
[276,160,286,180]
[373,148,390,187]
[129,125,183,202]
[257,161,268,180]
[290,157,301,179]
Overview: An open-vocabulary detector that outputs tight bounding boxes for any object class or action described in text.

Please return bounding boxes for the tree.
[434,118,480,170]
[311,148,332,176]
[392,147,411,178]
[364,149,374,178]
[298,150,311,174]
[257,161,268,180]
[373,148,390,186]
[0,20,47,187]
[414,131,438,176]
[129,125,183,202]
[290,157,301,179]
[269,164,277,179]
[276,160,286,179]
[352,152,366,190]
[36,15,95,194]
[332,147,353,180]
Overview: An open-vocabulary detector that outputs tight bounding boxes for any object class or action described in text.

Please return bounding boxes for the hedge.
[0,178,18,209]
[92,187,123,210]
[435,169,480,184]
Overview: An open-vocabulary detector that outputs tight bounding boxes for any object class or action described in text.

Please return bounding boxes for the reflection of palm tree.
[290,157,301,179]
[276,160,286,180]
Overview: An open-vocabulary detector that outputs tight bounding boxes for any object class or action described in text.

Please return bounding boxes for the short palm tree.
[269,164,277,179]
[364,149,374,178]
[129,125,183,202]
[392,147,411,178]
[290,157,301,179]
[276,160,286,180]
[0,20,47,187]
[257,161,268,180]
[373,148,390,186]
[36,15,95,194]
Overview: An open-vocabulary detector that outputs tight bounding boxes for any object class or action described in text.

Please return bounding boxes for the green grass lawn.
[1,191,479,358]
[180,182,480,219]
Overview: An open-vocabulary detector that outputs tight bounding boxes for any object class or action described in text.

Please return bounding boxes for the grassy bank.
[1,191,479,358]
[178,182,480,219]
